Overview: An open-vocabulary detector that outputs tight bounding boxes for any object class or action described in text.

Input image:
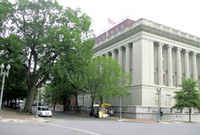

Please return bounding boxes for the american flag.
[107,18,116,25]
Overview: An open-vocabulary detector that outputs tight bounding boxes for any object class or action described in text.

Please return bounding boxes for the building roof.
[95,18,135,44]
[94,18,200,52]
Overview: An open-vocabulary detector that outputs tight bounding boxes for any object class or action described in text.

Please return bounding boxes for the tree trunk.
[6,99,9,107]
[14,99,16,109]
[100,96,103,105]
[90,98,95,116]
[53,101,57,112]
[75,92,78,106]
[189,108,192,122]
[24,88,36,112]
[63,97,67,112]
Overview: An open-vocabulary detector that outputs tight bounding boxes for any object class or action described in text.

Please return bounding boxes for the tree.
[43,36,94,111]
[174,78,200,122]
[3,64,27,107]
[0,0,13,34]
[82,56,130,115]
[0,0,92,112]
[43,71,78,111]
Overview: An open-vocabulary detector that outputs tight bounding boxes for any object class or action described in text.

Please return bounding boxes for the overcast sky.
[57,0,200,37]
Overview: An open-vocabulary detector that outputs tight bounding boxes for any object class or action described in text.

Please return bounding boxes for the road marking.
[48,123,101,135]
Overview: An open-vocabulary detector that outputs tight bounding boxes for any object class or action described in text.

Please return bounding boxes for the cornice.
[94,18,200,52]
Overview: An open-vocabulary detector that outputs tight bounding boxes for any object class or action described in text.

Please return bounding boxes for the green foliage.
[0,0,13,33]
[43,69,77,105]
[82,56,130,105]
[43,38,94,105]
[3,64,27,101]
[0,0,93,112]
[0,34,27,102]
[174,78,200,122]
[43,83,70,105]
[174,79,200,110]
[45,55,130,107]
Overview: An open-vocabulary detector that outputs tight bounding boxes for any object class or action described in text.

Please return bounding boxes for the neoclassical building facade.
[79,18,200,118]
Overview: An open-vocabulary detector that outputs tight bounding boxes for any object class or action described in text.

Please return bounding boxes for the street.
[0,112,200,135]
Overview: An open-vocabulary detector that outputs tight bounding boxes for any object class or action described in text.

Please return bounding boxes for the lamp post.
[0,64,11,111]
[119,96,122,120]
[157,87,161,123]
[36,88,40,117]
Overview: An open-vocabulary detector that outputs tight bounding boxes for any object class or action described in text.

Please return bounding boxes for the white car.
[38,106,52,117]
[32,106,53,117]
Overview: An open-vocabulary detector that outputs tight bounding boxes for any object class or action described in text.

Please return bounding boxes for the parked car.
[32,105,52,117]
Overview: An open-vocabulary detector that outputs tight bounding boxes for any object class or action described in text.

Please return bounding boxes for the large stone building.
[79,18,200,119]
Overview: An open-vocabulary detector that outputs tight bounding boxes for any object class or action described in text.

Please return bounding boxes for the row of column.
[101,41,200,87]
[157,42,199,87]
[102,43,133,81]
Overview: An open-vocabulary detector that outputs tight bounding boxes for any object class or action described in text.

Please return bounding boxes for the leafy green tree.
[43,73,77,111]
[43,36,94,110]
[174,78,200,122]
[0,0,92,112]
[82,56,130,114]
[0,0,13,33]
[3,64,27,105]
[43,84,67,111]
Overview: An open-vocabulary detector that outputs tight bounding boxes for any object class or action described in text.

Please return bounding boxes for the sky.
[57,0,200,37]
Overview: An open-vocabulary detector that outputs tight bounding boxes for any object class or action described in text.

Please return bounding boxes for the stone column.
[177,48,182,86]
[158,43,164,85]
[112,49,116,59]
[125,45,130,73]
[168,45,173,87]
[185,50,190,79]
[104,52,109,57]
[131,43,134,85]
[193,52,198,81]
[118,46,123,66]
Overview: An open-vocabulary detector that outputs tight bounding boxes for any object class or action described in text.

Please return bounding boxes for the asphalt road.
[0,113,200,135]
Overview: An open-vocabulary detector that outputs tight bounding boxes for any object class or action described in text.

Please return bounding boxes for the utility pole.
[119,96,122,120]
[36,88,40,117]
[157,87,161,123]
[0,64,11,111]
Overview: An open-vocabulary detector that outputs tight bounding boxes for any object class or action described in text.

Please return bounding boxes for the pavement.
[1,109,200,135]
[0,108,198,124]
[0,108,50,123]
[0,108,32,119]
[54,111,157,123]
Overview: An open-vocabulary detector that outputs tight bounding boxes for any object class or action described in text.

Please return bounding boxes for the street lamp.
[157,87,161,123]
[119,96,122,120]
[0,64,11,111]
[36,88,40,117]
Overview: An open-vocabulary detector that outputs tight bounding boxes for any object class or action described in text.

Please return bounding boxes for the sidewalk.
[110,117,156,123]
[1,109,196,124]
[0,108,31,118]
[0,108,43,122]
[62,111,199,124]
[63,111,156,123]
